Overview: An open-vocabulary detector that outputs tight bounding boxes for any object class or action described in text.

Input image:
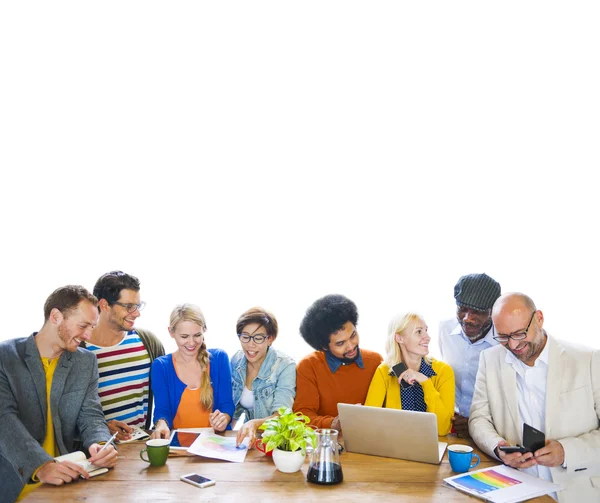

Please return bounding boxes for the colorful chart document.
[444,465,562,503]
[452,468,522,493]
[187,432,250,463]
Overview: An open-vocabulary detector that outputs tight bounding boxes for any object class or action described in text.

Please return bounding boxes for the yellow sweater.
[364,358,455,435]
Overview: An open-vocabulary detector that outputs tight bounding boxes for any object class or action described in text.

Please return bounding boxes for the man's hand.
[496,440,537,469]
[150,419,170,440]
[107,420,133,441]
[37,460,89,485]
[451,414,470,438]
[88,443,118,468]
[209,409,231,432]
[236,418,262,447]
[534,440,565,467]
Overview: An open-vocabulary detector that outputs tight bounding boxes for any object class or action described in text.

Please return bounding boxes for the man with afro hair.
[293,294,382,430]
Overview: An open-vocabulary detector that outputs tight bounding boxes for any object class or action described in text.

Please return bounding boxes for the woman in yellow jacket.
[365,312,455,435]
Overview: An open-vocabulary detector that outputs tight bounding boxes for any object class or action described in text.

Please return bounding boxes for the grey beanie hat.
[454,273,501,311]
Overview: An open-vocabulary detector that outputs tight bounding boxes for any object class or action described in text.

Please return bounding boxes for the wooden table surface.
[26,434,554,502]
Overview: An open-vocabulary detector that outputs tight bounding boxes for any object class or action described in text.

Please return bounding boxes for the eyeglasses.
[238,333,269,344]
[493,311,536,343]
[113,301,146,313]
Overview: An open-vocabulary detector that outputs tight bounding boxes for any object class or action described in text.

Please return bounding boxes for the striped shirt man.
[87,331,151,427]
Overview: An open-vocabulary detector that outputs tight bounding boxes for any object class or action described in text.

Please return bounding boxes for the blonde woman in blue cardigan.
[365,312,455,435]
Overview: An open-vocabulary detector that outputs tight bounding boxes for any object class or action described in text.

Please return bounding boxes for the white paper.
[116,427,149,444]
[187,432,250,463]
[444,464,562,503]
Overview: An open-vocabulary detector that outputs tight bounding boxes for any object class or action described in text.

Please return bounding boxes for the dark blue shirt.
[325,348,365,374]
[398,359,437,412]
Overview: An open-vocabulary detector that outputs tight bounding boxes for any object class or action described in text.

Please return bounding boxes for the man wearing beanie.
[439,273,501,437]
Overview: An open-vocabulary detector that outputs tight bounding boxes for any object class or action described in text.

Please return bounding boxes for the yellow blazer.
[364,358,455,435]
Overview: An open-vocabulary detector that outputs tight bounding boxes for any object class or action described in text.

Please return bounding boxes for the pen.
[97,431,118,454]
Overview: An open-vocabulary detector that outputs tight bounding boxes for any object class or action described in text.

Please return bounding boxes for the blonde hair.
[169,304,213,410]
[384,312,431,369]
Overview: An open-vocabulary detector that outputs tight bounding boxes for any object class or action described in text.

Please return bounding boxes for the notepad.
[116,426,150,444]
[54,451,109,477]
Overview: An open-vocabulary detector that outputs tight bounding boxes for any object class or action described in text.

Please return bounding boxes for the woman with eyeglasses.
[230,307,296,447]
[150,304,234,439]
[365,312,455,435]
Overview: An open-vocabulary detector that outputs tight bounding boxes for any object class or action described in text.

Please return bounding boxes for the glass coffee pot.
[307,428,343,485]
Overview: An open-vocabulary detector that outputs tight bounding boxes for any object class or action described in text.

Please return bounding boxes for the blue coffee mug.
[448,444,480,473]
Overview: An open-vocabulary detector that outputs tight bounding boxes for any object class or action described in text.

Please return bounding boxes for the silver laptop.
[337,403,447,464]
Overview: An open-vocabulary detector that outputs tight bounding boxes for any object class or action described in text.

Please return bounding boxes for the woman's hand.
[236,418,263,447]
[209,409,231,432]
[151,419,170,439]
[399,368,429,385]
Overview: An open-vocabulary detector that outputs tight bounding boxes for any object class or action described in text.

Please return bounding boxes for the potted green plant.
[259,406,317,473]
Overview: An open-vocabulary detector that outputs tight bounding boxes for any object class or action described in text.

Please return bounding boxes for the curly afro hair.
[299,294,359,351]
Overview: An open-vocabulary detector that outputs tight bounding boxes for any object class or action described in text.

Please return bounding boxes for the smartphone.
[523,423,545,452]
[498,424,545,455]
[391,362,411,389]
[180,473,216,488]
[498,445,528,454]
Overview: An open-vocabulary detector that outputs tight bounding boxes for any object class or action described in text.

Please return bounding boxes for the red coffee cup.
[255,439,273,457]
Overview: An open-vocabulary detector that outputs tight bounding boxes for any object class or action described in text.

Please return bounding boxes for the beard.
[508,329,546,363]
[339,346,360,364]
[460,317,493,341]
[58,324,78,351]
[111,314,133,332]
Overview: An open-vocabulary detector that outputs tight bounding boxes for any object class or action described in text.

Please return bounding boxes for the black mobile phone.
[523,423,545,453]
[391,362,411,389]
[499,424,545,455]
[498,445,528,454]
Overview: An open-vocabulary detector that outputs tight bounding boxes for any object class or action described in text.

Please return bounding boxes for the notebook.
[54,451,109,477]
[337,403,447,464]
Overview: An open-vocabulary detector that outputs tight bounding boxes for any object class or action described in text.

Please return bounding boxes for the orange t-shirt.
[172,358,211,429]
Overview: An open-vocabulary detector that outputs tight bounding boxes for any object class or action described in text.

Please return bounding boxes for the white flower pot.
[272,447,305,473]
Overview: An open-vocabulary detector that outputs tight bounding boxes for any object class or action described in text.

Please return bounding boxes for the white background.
[1,1,598,362]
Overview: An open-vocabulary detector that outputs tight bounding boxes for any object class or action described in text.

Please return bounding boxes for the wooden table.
[26,435,554,502]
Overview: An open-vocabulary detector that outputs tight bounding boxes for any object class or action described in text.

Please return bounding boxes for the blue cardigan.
[151,348,235,429]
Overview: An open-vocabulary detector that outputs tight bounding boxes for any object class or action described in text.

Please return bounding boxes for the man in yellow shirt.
[0,285,118,502]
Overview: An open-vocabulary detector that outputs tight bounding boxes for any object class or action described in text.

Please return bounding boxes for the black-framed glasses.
[493,311,536,343]
[113,301,146,313]
[238,333,269,344]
